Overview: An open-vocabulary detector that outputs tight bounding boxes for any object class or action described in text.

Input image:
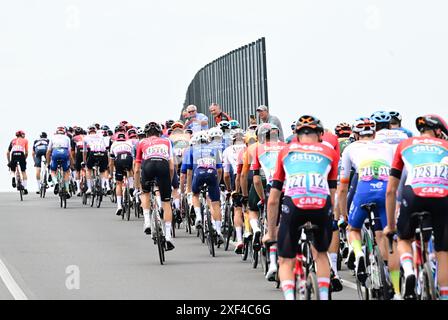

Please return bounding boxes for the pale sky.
[1,0,447,191]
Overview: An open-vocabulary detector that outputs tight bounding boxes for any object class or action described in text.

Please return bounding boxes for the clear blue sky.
[1,0,447,191]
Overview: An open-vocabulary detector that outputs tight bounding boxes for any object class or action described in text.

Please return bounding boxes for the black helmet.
[416,114,448,136]
[101,125,110,131]
[144,122,162,135]
[94,123,100,130]
[87,125,97,133]
[295,115,324,134]
[40,132,47,139]
[165,119,175,128]
[74,127,83,135]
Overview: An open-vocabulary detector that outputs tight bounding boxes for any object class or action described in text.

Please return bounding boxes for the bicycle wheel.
[252,247,259,269]
[242,235,251,261]
[126,189,131,221]
[356,244,371,300]
[206,210,215,257]
[19,187,23,201]
[96,191,102,208]
[374,247,393,300]
[154,211,165,265]
[306,272,320,300]
[420,262,437,300]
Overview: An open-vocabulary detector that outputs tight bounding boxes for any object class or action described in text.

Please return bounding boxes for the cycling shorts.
[74,151,84,172]
[141,158,172,202]
[278,196,333,258]
[348,180,387,231]
[172,170,179,189]
[50,148,70,172]
[87,152,108,173]
[114,153,133,182]
[248,177,266,212]
[192,168,220,202]
[10,152,27,172]
[33,149,47,168]
[397,186,448,252]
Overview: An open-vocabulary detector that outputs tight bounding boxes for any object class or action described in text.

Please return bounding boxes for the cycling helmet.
[295,115,324,134]
[208,127,224,139]
[119,120,128,127]
[144,122,162,135]
[94,123,100,130]
[137,128,145,137]
[352,118,376,136]
[116,133,126,141]
[171,121,184,131]
[416,114,448,136]
[389,111,402,122]
[127,128,137,138]
[107,129,113,136]
[115,125,125,133]
[166,120,175,129]
[101,125,110,131]
[370,111,391,124]
[291,120,297,131]
[74,127,83,135]
[67,127,74,133]
[56,126,66,134]
[335,122,352,137]
[15,130,25,137]
[87,125,97,133]
[185,129,193,135]
[229,120,240,129]
[196,131,210,144]
[244,131,257,145]
[125,123,134,131]
[40,132,48,139]
[248,124,258,131]
[231,129,245,140]
[219,121,231,131]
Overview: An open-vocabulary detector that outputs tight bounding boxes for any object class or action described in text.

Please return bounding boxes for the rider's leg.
[278,257,295,300]
[116,180,123,208]
[315,252,331,300]
[211,201,222,235]
[436,251,448,300]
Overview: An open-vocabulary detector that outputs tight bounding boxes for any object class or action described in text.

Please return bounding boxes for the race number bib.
[197,157,216,168]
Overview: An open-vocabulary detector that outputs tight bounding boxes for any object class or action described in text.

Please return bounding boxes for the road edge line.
[0,257,28,300]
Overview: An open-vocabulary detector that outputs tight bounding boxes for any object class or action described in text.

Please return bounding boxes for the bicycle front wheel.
[306,272,320,300]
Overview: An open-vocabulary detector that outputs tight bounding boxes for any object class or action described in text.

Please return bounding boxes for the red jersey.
[288,131,340,154]
[392,137,448,198]
[9,138,29,154]
[273,142,339,210]
[135,136,173,164]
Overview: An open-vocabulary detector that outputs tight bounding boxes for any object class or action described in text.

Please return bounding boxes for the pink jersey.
[135,136,173,164]
[9,138,29,153]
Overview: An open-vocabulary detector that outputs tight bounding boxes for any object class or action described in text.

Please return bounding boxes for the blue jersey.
[186,143,222,172]
[180,146,192,174]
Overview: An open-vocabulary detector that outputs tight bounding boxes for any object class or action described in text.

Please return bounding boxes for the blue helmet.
[371,111,391,124]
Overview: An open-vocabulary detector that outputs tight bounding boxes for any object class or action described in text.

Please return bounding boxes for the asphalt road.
[0,192,358,300]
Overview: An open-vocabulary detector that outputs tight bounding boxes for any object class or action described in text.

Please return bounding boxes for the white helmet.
[231,129,245,140]
[195,131,210,144]
[137,128,145,136]
[352,118,376,136]
[208,127,223,139]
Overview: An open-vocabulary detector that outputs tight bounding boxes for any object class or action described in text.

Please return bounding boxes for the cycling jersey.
[110,141,134,182]
[33,138,49,153]
[288,132,340,155]
[374,129,408,151]
[170,132,191,166]
[392,127,413,138]
[72,135,85,153]
[273,143,339,210]
[127,138,139,158]
[83,134,108,153]
[48,134,71,150]
[186,143,222,172]
[338,138,351,156]
[110,140,134,159]
[223,143,247,174]
[135,136,173,163]
[391,137,448,198]
[251,141,286,185]
[9,138,28,154]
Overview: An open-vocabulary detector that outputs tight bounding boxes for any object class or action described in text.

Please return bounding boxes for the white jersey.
[374,129,408,152]
[340,140,394,183]
[48,134,71,149]
[110,140,134,159]
[222,143,247,174]
[83,134,108,153]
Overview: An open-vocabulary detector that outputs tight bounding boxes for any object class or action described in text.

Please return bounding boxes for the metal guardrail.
[181,38,269,129]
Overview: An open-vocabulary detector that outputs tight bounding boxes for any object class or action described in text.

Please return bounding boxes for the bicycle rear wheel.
[306,272,320,300]
[206,210,215,257]
[421,262,437,300]
[154,211,165,265]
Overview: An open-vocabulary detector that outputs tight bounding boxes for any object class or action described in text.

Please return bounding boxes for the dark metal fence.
[181,38,269,129]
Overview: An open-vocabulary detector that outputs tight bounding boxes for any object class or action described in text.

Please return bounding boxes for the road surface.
[0,192,358,300]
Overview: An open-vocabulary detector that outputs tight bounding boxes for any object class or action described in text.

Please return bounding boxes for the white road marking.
[0,258,28,300]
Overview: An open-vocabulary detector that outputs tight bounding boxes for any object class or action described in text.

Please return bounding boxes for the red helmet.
[15,130,25,137]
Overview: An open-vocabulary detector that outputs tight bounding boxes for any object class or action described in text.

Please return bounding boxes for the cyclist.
[335,122,352,154]
[384,114,448,300]
[186,130,224,244]
[264,115,339,300]
[110,132,134,216]
[389,111,413,138]
[7,130,29,194]
[371,111,408,150]
[285,121,297,144]
[83,125,110,195]
[252,123,286,278]
[137,128,146,140]
[218,121,233,150]
[72,127,85,196]
[135,122,175,251]
[32,132,49,194]
[338,118,394,285]
[223,128,247,253]
[46,127,73,197]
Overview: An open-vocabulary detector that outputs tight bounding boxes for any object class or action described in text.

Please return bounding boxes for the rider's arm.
[386,142,405,231]
[338,146,352,217]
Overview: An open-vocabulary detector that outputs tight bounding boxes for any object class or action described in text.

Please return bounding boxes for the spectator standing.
[184,105,209,133]
[209,103,232,125]
[256,105,285,141]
